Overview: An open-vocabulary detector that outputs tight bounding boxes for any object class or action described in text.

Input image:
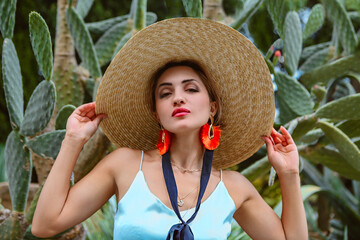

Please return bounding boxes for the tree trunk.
[203,0,225,21]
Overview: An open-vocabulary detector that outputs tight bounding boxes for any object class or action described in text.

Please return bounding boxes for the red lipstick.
[172,108,190,117]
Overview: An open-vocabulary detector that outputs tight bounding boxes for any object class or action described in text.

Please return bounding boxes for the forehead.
[156,65,203,85]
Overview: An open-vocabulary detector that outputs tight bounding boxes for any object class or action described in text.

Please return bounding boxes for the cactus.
[2,39,23,130]
[315,94,360,120]
[55,104,76,130]
[19,80,56,137]
[66,6,101,79]
[29,12,53,81]
[283,11,302,76]
[0,0,16,39]
[322,0,358,55]
[302,4,325,40]
[95,21,132,67]
[4,131,32,213]
[182,0,202,18]
[25,130,66,160]
[1,0,360,239]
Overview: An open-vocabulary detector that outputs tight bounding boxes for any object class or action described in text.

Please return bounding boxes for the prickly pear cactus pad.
[4,131,32,212]
[0,212,27,240]
[19,80,56,137]
[55,105,76,130]
[0,0,16,39]
[26,130,66,160]
[2,38,23,130]
[315,94,360,120]
[29,12,53,81]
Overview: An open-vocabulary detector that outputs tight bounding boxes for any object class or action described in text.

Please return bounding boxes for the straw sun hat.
[95,17,275,169]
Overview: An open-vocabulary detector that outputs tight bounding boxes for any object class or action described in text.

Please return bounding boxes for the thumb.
[93,114,108,126]
[262,136,274,156]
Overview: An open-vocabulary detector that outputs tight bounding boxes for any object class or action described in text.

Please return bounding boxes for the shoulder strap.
[139,151,144,171]
[220,169,223,181]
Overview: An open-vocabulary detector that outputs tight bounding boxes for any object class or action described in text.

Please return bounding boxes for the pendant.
[177,199,184,207]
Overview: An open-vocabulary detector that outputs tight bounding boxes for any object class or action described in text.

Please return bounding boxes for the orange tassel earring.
[201,115,221,150]
[157,127,171,155]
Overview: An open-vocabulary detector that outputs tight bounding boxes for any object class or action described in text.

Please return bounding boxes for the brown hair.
[149,60,222,126]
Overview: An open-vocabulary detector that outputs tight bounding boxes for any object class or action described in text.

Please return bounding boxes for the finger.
[77,102,96,116]
[262,136,275,155]
[271,128,286,142]
[270,130,283,144]
[280,126,294,145]
[93,114,108,126]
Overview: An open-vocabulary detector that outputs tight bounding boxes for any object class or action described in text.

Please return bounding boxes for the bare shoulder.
[101,147,142,174]
[221,169,259,209]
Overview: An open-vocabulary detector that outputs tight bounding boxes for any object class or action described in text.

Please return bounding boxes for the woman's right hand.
[65,102,108,142]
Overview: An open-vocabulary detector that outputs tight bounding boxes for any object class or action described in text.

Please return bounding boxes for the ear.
[210,101,218,116]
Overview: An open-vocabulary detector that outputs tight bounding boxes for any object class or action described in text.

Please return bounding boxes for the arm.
[233,126,307,240]
[31,102,112,237]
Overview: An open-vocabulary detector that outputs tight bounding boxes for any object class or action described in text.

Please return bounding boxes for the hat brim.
[95,17,275,169]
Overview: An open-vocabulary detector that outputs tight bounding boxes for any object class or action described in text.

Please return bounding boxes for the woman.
[32,18,307,239]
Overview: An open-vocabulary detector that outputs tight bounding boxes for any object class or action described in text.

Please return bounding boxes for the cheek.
[155,101,167,121]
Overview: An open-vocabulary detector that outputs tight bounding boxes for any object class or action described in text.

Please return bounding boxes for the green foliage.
[76,0,94,19]
[66,6,101,78]
[86,14,130,35]
[25,130,66,160]
[182,0,202,18]
[0,0,17,39]
[299,46,331,73]
[29,12,53,81]
[302,161,360,238]
[300,147,360,181]
[4,131,32,212]
[20,80,56,137]
[283,11,302,76]
[301,54,360,89]
[0,212,24,240]
[0,144,6,182]
[315,94,360,120]
[112,31,132,59]
[241,156,271,182]
[266,0,289,37]
[95,20,131,66]
[2,38,23,130]
[55,104,76,130]
[274,185,321,216]
[275,72,314,123]
[303,4,325,41]
[230,0,263,31]
[83,195,116,240]
[318,121,360,171]
[1,0,360,239]
[133,0,147,30]
[322,0,358,55]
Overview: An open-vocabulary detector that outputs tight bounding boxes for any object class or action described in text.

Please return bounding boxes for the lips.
[172,108,190,117]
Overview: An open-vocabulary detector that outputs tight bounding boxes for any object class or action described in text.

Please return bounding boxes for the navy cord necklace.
[162,149,213,240]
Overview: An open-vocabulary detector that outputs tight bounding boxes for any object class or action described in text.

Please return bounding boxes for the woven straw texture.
[95,18,275,169]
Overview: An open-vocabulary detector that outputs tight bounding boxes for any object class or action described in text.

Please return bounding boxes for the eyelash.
[159,88,198,98]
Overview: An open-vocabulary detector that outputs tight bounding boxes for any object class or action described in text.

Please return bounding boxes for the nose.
[173,96,185,106]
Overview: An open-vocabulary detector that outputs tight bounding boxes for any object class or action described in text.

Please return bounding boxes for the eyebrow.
[158,79,197,88]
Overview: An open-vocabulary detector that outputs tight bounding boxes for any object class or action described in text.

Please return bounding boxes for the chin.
[168,124,203,135]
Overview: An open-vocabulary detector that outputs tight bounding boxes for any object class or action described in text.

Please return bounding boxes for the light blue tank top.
[113,151,236,239]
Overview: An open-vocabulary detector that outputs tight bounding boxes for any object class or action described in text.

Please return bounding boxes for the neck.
[168,129,204,170]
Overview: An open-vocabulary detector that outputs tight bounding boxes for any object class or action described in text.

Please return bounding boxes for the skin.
[31,66,307,239]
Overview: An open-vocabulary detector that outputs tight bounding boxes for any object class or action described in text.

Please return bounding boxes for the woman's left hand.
[262,126,299,176]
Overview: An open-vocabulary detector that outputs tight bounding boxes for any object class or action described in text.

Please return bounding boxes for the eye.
[186,88,199,93]
[159,91,171,98]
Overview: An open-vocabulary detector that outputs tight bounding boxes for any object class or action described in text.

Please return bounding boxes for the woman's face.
[154,66,217,134]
